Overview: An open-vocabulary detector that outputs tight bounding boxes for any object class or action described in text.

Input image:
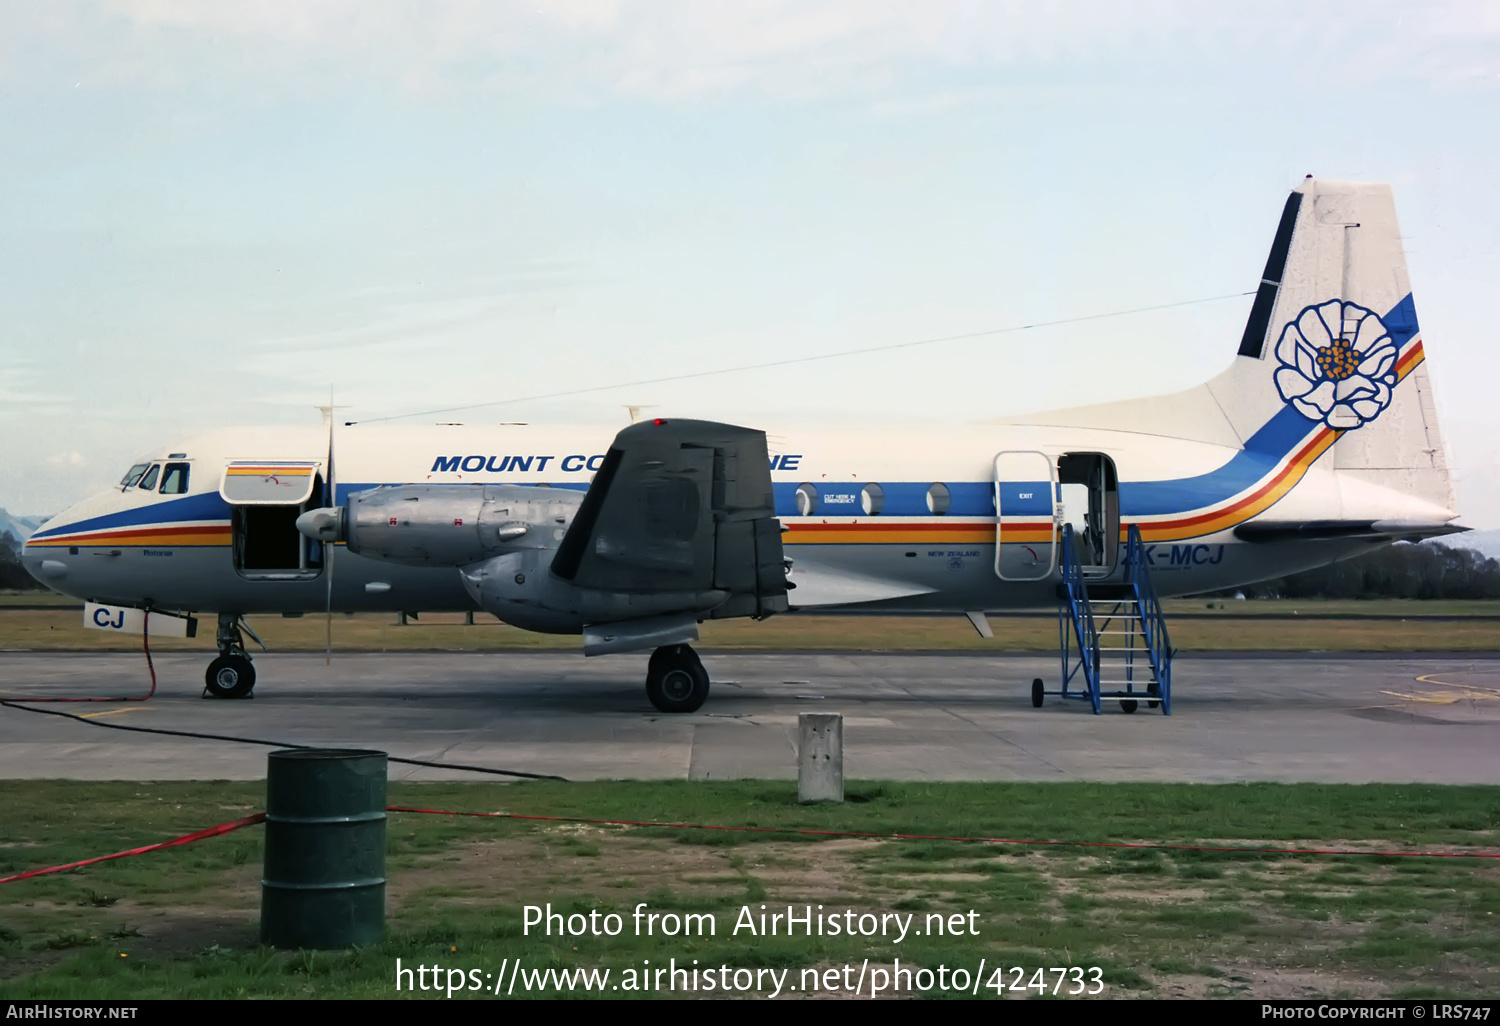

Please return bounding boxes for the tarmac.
[0,650,1497,783]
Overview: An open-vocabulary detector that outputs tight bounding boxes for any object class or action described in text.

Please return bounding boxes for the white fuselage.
[21,410,1444,620]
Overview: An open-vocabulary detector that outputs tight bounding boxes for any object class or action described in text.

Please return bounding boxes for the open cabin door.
[1057,453,1120,579]
[219,461,325,580]
[993,451,1058,581]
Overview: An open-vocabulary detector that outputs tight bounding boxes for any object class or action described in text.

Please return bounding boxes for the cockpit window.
[137,464,161,491]
[120,463,150,488]
[159,462,190,495]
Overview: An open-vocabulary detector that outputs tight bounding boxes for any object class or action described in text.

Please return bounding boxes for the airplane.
[21,178,1463,713]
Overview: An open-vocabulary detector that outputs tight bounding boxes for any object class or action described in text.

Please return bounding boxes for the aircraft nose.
[297,506,345,542]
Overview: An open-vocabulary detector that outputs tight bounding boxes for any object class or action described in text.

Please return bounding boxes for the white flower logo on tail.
[1273,300,1400,430]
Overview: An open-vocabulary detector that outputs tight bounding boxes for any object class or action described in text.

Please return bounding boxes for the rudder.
[1207,178,1454,518]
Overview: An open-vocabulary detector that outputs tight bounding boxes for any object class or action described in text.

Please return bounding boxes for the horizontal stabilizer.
[1233,520,1469,543]
[785,560,936,608]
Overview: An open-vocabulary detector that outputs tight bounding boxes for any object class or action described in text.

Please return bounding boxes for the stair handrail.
[1060,525,1099,693]
[1125,524,1172,694]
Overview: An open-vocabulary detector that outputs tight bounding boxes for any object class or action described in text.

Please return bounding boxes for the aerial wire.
[349,290,1254,424]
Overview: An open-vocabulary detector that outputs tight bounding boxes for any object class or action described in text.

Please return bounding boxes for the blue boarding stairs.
[1034,523,1174,714]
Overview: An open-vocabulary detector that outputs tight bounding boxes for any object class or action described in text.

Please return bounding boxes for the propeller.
[320,390,336,666]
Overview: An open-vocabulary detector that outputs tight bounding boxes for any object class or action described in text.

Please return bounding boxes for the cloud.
[0,367,70,417]
[4,0,1492,104]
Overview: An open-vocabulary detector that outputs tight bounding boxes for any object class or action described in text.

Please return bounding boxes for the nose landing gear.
[645,644,710,713]
[204,613,256,699]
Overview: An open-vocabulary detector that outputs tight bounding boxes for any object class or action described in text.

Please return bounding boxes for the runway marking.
[1414,674,1500,696]
[78,706,151,719]
[1379,691,1485,705]
[1380,673,1500,707]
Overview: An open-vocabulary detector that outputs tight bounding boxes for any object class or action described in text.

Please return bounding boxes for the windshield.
[138,464,161,491]
[120,463,150,488]
[159,462,190,495]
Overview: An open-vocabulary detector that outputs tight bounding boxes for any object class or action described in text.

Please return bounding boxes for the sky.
[2,1,1498,523]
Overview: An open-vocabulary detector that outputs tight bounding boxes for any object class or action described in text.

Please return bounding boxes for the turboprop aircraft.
[22,179,1462,712]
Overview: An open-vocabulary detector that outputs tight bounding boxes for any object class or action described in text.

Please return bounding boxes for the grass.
[1,780,1497,999]
[2,599,1500,653]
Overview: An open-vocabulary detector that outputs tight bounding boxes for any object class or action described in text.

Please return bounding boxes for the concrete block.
[797,713,843,803]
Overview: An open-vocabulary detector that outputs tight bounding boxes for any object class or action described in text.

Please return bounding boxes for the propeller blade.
[324,387,335,666]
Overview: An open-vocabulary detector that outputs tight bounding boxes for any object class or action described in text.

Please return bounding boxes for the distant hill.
[0,509,46,543]
[0,509,48,589]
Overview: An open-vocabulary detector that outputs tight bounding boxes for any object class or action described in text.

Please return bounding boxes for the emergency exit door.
[993,451,1057,581]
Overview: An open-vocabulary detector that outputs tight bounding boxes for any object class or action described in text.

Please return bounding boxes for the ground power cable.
[0,608,566,781]
[0,700,567,782]
[3,803,1495,887]
[3,611,159,703]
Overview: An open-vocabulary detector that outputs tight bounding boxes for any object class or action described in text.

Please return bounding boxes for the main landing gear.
[205,613,256,700]
[645,644,710,713]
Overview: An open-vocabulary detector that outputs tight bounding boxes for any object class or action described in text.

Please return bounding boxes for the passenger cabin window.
[158,462,190,495]
[137,464,161,491]
[795,483,818,516]
[120,463,150,488]
[861,483,885,516]
[926,482,951,515]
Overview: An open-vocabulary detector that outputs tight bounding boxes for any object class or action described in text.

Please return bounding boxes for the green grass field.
[1,598,1498,653]
[2,781,1497,999]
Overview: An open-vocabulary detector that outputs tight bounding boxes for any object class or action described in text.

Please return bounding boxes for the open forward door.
[220,461,325,579]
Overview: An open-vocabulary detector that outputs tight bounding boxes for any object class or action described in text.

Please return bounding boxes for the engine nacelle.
[297,484,582,567]
[298,418,788,656]
[459,548,729,636]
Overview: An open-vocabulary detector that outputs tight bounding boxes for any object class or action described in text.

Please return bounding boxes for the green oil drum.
[260,748,387,949]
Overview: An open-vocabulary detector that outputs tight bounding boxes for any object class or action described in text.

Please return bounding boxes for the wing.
[550,418,789,620]
[1233,519,1468,543]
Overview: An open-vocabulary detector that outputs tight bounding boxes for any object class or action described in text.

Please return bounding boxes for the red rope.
[18,610,157,702]
[5,802,1495,887]
[0,812,265,884]
[386,806,1500,860]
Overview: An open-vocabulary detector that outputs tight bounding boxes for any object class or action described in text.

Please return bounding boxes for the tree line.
[1223,541,1500,600]
[0,532,37,590]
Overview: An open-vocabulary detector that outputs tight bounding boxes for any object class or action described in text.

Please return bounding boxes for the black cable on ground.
[15,611,158,702]
[0,699,567,782]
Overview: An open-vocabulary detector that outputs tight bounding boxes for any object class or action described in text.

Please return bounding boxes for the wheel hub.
[660,668,695,702]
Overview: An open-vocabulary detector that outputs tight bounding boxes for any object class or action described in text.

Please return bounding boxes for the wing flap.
[1233,519,1468,543]
[785,560,936,608]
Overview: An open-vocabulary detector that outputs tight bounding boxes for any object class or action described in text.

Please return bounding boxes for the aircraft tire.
[646,645,710,713]
[1030,678,1045,708]
[1120,699,1139,714]
[205,655,255,699]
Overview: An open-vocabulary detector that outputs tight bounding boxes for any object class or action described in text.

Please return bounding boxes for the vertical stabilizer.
[1206,179,1454,517]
